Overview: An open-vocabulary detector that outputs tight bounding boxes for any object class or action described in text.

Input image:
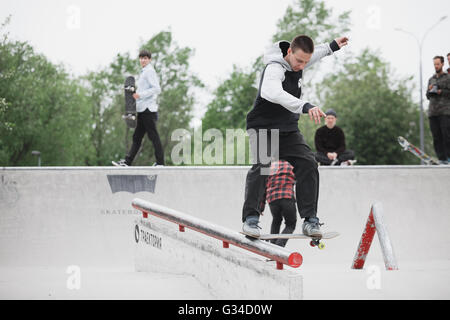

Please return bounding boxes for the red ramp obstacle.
[352,202,398,270]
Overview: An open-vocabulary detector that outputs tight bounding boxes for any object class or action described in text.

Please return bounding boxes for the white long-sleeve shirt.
[260,41,336,114]
[136,63,161,112]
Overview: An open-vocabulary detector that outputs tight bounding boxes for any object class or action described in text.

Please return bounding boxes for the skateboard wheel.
[310,240,315,247]
[318,243,325,250]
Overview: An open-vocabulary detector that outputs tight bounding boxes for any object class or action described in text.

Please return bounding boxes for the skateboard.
[241,231,339,250]
[123,76,137,129]
[397,136,439,165]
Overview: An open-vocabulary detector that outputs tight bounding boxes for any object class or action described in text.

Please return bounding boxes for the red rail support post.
[352,202,398,270]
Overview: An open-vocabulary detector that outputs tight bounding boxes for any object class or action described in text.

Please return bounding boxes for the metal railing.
[132,198,303,270]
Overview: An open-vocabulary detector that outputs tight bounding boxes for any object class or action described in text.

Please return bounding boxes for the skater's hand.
[308,106,326,124]
[133,93,140,100]
[327,152,337,160]
[335,36,349,48]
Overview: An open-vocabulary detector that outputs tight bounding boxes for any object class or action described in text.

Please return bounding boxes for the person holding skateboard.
[242,34,349,238]
[113,50,165,166]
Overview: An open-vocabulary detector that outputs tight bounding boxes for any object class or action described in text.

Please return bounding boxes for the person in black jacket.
[427,56,450,164]
[242,35,349,238]
[314,109,355,165]
[447,53,450,74]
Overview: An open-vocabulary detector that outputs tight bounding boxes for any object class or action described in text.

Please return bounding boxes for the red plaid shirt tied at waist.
[265,160,296,204]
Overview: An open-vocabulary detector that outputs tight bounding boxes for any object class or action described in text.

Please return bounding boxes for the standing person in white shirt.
[114,50,165,166]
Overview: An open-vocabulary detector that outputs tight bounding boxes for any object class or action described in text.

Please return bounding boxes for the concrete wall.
[134,216,303,299]
[1,166,449,274]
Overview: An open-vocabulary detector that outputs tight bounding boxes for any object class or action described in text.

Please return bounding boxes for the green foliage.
[1,13,203,166]
[201,0,350,132]
[202,59,262,133]
[82,68,127,166]
[200,0,351,165]
[134,31,204,165]
[0,18,92,166]
[316,49,432,165]
[272,0,351,43]
[81,30,203,166]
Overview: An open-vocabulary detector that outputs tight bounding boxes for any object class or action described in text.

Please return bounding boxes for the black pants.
[126,110,165,165]
[429,115,450,161]
[314,149,355,165]
[269,198,297,247]
[242,130,319,222]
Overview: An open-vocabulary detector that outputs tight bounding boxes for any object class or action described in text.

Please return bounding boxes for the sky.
[1,0,449,126]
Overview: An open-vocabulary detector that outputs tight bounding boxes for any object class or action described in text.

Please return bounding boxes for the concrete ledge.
[134,217,303,299]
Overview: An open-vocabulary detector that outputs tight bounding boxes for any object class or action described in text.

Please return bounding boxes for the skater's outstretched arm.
[305,36,349,69]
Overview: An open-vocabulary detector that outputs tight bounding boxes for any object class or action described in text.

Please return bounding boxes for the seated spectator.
[314,109,355,166]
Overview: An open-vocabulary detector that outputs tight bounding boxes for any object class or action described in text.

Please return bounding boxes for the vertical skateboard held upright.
[123,76,137,129]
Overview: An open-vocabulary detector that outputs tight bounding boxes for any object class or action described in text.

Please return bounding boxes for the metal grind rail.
[132,198,303,270]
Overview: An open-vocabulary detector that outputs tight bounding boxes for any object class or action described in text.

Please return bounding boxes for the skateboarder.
[242,34,349,238]
[261,160,297,247]
[113,50,165,166]
[314,109,355,166]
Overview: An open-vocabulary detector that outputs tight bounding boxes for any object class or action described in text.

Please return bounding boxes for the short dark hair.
[139,50,152,59]
[290,35,314,54]
[447,53,450,57]
[433,56,444,63]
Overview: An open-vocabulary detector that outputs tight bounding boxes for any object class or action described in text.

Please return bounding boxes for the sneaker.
[302,217,323,238]
[152,162,165,167]
[112,159,128,167]
[340,160,357,166]
[242,215,261,238]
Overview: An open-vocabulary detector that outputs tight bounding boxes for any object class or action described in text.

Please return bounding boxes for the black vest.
[246,44,303,132]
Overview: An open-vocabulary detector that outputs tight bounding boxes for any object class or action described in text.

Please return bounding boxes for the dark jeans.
[314,149,355,165]
[126,110,165,165]
[269,198,297,247]
[429,115,450,161]
[242,130,319,222]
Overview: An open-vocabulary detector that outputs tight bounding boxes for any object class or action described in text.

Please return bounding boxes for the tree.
[82,30,203,166]
[137,31,203,166]
[202,59,261,133]
[316,49,433,165]
[273,0,350,45]
[200,0,351,164]
[0,17,92,166]
[201,0,350,132]
[82,68,126,166]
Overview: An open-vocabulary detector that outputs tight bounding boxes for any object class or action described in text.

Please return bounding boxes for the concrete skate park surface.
[0,166,449,299]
